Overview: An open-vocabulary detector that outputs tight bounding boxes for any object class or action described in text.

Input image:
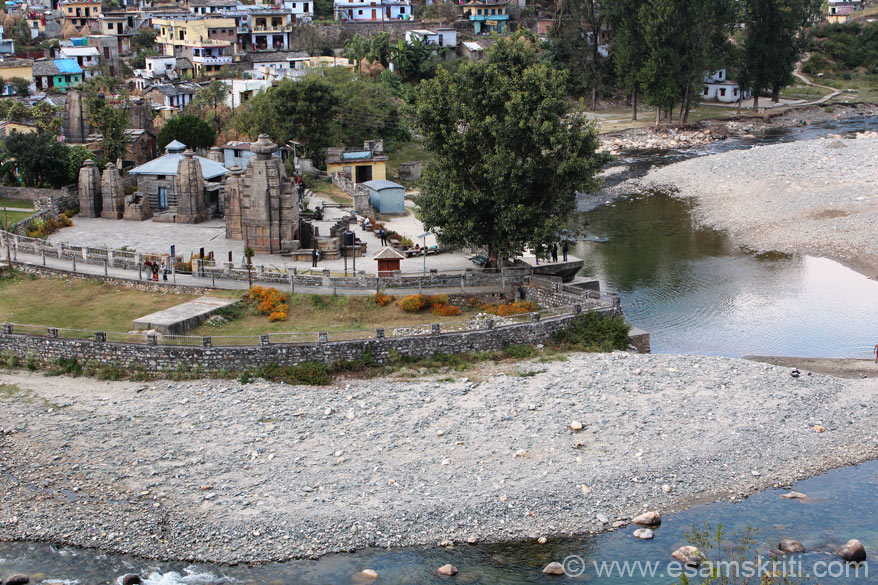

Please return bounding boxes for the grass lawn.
[192,292,480,336]
[0,273,198,331]
[309,181,353,205]
[0,199,36,210]
[1,210,36,227]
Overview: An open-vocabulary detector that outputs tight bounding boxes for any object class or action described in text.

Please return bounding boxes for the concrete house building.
[326,140,388,184]
[32,58,83,91]
[334,0,412,22]
[154,15,238,78]
[58,45,101,77]
[462,0,508,34]
[404,28,456,50]
[60,0,102,27]
[702,69,750,103]
[142,81,201,111]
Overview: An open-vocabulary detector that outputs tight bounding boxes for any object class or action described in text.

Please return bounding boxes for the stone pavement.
[48,196,473,275]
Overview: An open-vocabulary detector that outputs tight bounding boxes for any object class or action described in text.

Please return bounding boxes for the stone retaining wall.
[0,307,619,375]
[0,186,73,203]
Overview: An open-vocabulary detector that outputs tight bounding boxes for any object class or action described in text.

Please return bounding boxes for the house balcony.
[252,24,292,32]
[468,13,508,20]
[192,55,232,65]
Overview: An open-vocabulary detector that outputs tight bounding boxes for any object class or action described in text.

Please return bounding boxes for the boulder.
[633,511,662,526]
[357,569,379,580]
[437,564,458,576]
[671,546,705,567]
[781,491,807,500]
[542,562,565,575]
[779,539,805,554]
[836,539,866,563]
[4,575,31,585]
[633,528,654,540]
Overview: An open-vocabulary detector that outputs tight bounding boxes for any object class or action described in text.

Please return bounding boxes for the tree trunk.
[771,86,780,103]
[736,91,742,115]
[591,85,596,111]
[655,106,660,127]
[668,105,672,124]
[752,94,759,112]
[632,86,638,121]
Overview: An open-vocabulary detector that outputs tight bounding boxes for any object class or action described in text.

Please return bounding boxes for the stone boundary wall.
[0,307,619,375]
[12,263,211,295]
[0,186,74,203]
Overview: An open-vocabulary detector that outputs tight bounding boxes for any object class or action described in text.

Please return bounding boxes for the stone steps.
[132,296,239,335]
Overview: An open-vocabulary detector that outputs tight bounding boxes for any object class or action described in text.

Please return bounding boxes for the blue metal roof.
[363,179,404,191]
[129,151,229,180]
[54,59,83,74]
[341,150,372,160]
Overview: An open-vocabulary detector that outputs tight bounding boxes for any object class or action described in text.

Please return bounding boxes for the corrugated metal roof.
[54,59,83,74]
[129,151,229,179]
[363,179,403,191]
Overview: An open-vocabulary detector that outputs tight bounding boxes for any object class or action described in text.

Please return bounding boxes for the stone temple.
[224,135,299,254]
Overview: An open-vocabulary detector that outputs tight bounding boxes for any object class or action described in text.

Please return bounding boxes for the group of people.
[535,241,570,265]
[143,258,169,281]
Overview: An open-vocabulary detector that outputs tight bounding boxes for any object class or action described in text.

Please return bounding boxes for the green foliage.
[503,343,537,359]
[805,21,878,75]
[605,0,649,116]
[1,349,19,368]
[554,311,631,352]
[55,356,83,376]
[344,32,391,67]
[391,37,436,82]
[412,35,608,264]
[1,132,77,188]
[548,0,609,102]
[9,76,30,97]
[241,361,332,385]
[81,82,130,165]
[132,27,158,51]
[25,352,39,371]
[157,114,216,150]
[739,0,821,105]
[130,48,160,69]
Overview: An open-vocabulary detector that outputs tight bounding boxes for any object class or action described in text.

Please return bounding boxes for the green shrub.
[55,356,82,376]
[25,352,39,371]
[1,349,19,368]
[96,365,124,381]
[554,311,631,352]
[503,344,537,359]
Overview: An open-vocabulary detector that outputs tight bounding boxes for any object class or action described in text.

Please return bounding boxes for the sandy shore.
[2,353,877,563]
[641,132,878,279]
[745,356,878,379]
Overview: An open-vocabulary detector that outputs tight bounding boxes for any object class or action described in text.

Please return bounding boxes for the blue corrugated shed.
[71,37,88,46]
[54,59,83,74]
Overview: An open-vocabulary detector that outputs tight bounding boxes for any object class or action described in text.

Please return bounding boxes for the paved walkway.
[2,247,511,297]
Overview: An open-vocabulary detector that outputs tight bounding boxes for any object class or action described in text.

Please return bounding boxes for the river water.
[2,117,877,584]
[573,116,878,357]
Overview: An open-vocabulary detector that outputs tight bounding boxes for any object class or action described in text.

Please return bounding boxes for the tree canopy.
[157,114,216,150]
[412,35,610,265]
[0,132,93,188]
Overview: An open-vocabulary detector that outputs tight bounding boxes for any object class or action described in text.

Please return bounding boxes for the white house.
[133,55,181,90]
[404,28,456,49]
[220,78,273,108]
[246,49,309,78]
[59,46,101,78]
[187,0,240,15]
[282,0,312,22]
[334,0,412,22]
[702,69,750,104]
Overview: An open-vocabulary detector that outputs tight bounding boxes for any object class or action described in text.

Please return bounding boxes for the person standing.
[561,240,569,262]
[380,228,387,246]
[551,243,558,263]
[312,247,319,268]
[161,259,168,281]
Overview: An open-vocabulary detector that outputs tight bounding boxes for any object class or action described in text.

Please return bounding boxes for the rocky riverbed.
[640,131,878,278]
[1,353,877,564]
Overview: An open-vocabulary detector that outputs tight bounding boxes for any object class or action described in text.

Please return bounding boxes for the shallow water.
[574,115,878,358]
[1,461,875,584]
[574,193,878,357]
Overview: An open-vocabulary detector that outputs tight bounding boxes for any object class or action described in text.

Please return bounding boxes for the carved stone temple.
[224,135,299,254]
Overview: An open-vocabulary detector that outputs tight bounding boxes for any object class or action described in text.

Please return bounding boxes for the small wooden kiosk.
[374,246,405,277]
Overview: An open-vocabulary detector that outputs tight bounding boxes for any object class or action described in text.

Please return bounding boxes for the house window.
[358,9,362,14]
[703,87,708,96]
[399,6,404,12]
[719,88,726,97]
[157,175,166,180]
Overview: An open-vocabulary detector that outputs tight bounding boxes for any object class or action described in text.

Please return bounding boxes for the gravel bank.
[643,133,878,278]
[1,353,877,564]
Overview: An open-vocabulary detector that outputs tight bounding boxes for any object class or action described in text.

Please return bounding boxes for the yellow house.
[60,0,102,27]
[0,58,34,85]
[326,140,388,183]
[154,16,238,77]
[0,122,38,138]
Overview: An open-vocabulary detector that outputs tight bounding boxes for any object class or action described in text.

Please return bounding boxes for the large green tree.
[81,81,130,164]
[638,0,736,124]
[391,37,435,82]
[157,114,216,150]
[1,132,76,188]
[234,74,339,163]
[412,35,610,265]
[740,0,821,110]
[606,0,649,120]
